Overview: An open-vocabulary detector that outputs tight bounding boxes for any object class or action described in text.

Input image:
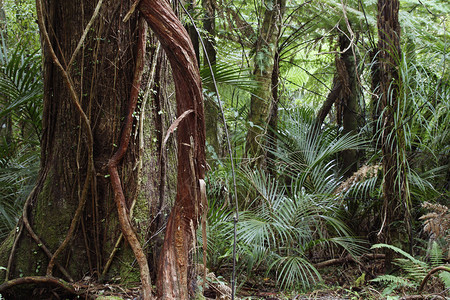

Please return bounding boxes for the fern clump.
[370,241,450,297]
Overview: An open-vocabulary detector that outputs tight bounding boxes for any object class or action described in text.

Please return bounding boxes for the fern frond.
[371,274,415,288]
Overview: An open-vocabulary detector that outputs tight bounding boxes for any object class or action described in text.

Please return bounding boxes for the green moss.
[107,244,141,285]
[0,230,15,280]
[34,170,70,249]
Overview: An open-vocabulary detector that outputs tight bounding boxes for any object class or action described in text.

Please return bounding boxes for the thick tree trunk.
[139,0,206,298]
[1,0,204,298]
[0,1,178,298]
[8,0,143,282]
[377,0,404,270]
[245,0,285,164]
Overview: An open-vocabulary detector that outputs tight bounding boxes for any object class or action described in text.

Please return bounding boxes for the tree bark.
[9,0,143,281]
[315,77,341,128]
[202,0,216,66]
[370,49,381,137]
[139,1,206,298]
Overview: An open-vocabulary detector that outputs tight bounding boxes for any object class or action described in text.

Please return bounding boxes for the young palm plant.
[237,168,366,290]
[203,107,367,290]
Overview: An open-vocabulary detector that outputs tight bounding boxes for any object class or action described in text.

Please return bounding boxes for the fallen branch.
[314,253,385,269]
[400,295,447,300]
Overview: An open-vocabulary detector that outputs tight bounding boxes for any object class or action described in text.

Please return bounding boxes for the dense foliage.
[0,0,448,298]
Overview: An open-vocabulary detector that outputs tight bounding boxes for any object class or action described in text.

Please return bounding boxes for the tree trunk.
[202,0,216,66]
[245,0,285,164]
[0,0,5,30]
[337,33,360,178]
[0,0,205,298]
[267,51,280,176]
[377,0,404,270]
[139,0,206,298]
[202,0,221,158]
[370,49,381,137]
[12,0,143,281]
[0,0,178,298]
[185,0,200,67]
[315,77,341,127]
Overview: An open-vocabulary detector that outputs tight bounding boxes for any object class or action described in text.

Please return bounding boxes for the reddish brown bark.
[139,1,206,299]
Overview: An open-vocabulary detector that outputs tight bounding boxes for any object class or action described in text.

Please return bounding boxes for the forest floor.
[73,259,447,300]
[7,259,447,299]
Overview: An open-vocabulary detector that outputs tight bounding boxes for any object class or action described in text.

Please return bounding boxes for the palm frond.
[269,254,321,290]
[200,63,257,92]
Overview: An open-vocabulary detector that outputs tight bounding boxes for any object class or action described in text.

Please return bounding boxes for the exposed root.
[20,183,73,282]
[6,218,24,281]
[418,265,450,293]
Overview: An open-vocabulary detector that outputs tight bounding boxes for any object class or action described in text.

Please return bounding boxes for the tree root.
[418,265,450,293]
[13,183,73,282]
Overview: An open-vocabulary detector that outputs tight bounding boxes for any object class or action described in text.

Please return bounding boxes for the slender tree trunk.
[139,0,206,298]
[337,33,360,178]
[0,0,5,29]
[203,0,216,65]
[370,49,381,137]
[185,0,200,67]
[245,0,285,164]
[316,77,341,127]
[377,0,404,270]
[202,0,221,157]
[267,51,280,176]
